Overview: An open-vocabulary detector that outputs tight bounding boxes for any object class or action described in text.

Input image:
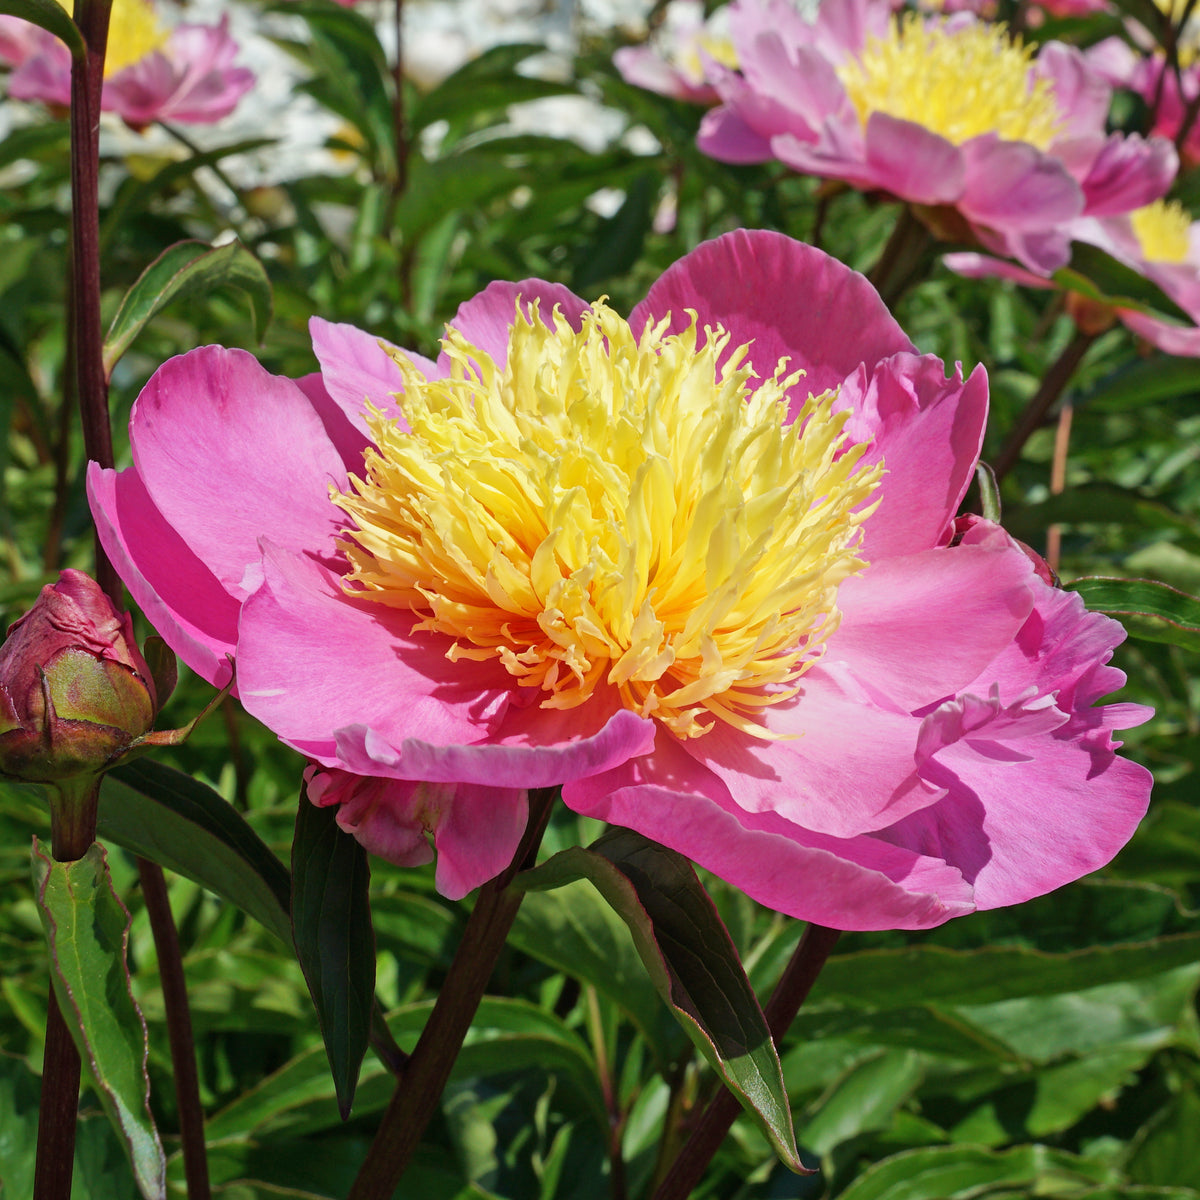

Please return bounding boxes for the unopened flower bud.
[0,570,156,784]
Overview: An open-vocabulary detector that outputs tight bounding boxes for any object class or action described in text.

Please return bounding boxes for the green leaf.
[509,878,676,1068]
[1054,242,1191,323]
[291,795,374,1120]
[98,759,291,944]
[1068,576,1200,650]
[0,0,84,60]
[101,239,273,375]
[836,1143,1109,1200]
[814,936,1200,1009]
[32,840,166,1200]
[518,829,802,1171]
[1080,353,1200,413]
[801,1049,925,1157]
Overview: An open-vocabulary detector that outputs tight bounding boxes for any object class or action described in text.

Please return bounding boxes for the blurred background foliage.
[3,0,1200,1196]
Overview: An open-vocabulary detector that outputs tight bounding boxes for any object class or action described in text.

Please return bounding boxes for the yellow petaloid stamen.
[837,14,1062,149]
[333,302,883,740]
[55,0,167,76]
[1131,199,1193,263]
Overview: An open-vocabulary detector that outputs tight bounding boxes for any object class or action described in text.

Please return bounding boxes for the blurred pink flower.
[0,0,253,129]
[1088,35,1200,167]
[699,0,1177,272]
[947,198,1200,354]
[614,0,735,105]
[88,230,1152,927]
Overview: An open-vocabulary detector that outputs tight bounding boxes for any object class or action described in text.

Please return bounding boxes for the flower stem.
[35,776,101,1200]
[139,857,211,1200]
[868,205,935,310]
[63,3,210,1194]
[990,329,1095,483]
[348,787,559,1200]
[650,923,842,1200]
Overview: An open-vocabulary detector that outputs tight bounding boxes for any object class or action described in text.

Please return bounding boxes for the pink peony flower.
[1088,35,1200,168]
[614,0,736,105]
[0,0,253,129]
[946,198,1200,354]
[698,0,1177,273]
[87,230,1153,928]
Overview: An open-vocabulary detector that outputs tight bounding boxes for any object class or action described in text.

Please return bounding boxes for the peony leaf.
[1068,576,1200,650]
[837,1144,1110,1200]
[1053,243,1190,323]
[31,839,166,1200]
[509,877,678,1069]
[101,240,273,377]
[0,0,84,59]
[517,828,803,1171]
[98,760,291,944]
[291,795,375,1121]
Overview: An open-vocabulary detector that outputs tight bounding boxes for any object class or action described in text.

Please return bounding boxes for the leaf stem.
[348,787,559,1200]
[650,923,842,1200]
[867,205,935,309]
[990,328,1095,483]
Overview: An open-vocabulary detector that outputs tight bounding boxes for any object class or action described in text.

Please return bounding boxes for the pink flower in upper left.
[699,0,1177,273]
[0,0,253,129]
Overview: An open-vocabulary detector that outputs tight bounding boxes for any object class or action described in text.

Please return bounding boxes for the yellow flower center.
[1131,199,1193,263]
[679,32,738,82]
[56,0,167,76]
[333,302,883,740]
[837,14,1062,149]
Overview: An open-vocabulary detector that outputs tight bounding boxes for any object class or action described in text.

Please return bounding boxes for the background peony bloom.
[613,0,736,105]
[0,0,253,129]
[697,0,1177,272]
[88,230,1153,928]
[946,199,1200,355]
[1087,35,1200,168]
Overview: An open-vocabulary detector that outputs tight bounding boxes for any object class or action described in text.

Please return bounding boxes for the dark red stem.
[348,788,558,1200]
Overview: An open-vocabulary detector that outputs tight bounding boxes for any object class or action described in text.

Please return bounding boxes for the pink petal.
[831,540,1036,709]
[942,252,1055,289]
[446,280,591,370]
[678,666,942,838]
[309,316,438,438]
[87,463,239,688]
[1036,41,1111,140]
[128,346,350,599]
[1118,308,1200,356]
[891,729,1152,910]
[861,113,967,205]
[1078,133,1178,217]
[630,229,913,403]
[837,352,988,559]
[334,697,656,790]
[236,543,513,764]
[564,735,976,930]
[293,371,371,470]
[959,136,1083,231]
[312,768,528,899]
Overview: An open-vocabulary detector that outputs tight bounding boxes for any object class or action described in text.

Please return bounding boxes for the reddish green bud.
[0,570,157,784]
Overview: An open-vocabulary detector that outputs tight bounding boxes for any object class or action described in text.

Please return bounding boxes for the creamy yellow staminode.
[1131,199,1193,264]
[838,14,1061,149]
[333,302,883,740]
[54,0,167,75]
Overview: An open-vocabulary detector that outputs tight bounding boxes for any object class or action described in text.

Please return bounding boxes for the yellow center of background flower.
[334,302,883,740]
[55,0,167,76]
[837,15,1061,149]
[1131,199,1193,263]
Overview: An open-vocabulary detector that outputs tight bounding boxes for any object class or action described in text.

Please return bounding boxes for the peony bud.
[0,570,156,784]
